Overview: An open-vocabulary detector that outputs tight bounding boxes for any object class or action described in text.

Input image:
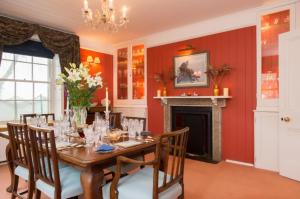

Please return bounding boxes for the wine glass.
[84,126,94,147]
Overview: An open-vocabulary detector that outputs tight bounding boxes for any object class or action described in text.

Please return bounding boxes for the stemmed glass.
[121,117,128,131]
[84,126,95,147]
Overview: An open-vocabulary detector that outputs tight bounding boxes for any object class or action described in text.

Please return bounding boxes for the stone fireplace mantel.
[154,96,231,161]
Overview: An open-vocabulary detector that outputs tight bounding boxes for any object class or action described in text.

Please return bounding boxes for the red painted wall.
[147,26,256,163]
[80,48,113,105]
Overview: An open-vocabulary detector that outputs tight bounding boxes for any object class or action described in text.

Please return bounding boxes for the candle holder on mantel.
[104,110,110,131]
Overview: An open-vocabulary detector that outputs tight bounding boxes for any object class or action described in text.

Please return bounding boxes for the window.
[0,52,52,121]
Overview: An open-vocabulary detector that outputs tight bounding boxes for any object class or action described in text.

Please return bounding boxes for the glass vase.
[72,106,87,127]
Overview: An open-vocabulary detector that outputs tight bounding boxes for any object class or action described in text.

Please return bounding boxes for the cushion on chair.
[14,159,68,181]
[15,166,29,181]
[108,155,144,174]
[36,166,83,199]
[102,167,182,199]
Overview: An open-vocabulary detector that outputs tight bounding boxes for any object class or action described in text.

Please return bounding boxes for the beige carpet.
[0,159,300,199]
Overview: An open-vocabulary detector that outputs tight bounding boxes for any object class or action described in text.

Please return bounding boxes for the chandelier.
[82,0,129,32]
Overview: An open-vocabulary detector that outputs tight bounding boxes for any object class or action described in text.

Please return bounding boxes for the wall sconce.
[86,55,101,66]
[177,44,195,55]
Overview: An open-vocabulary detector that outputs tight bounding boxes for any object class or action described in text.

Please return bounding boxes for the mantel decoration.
[153,70,175,96]
[206,64,231,96]
[174,51,209,88]
[57,63,103,126]
[82,0,129,32]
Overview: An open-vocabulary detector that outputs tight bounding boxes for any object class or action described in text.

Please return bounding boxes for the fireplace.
[171,106,213,162]
[156,96,230,162]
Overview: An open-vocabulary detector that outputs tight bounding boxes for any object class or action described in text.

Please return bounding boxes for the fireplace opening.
[171,106,215,163]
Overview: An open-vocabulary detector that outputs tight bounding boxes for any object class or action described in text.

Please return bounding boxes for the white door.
[279,31,300,181]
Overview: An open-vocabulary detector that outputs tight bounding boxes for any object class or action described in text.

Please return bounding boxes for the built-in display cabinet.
[113,43,147,118]
[254,1,297,171]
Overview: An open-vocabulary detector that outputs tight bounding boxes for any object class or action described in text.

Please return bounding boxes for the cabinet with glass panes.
[115,44,146,106]
[256,5,295,110]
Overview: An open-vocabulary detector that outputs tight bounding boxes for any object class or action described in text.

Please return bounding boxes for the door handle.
[281,117,291,122]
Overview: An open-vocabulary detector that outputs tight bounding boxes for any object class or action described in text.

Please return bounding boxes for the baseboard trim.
[225,159,254,167]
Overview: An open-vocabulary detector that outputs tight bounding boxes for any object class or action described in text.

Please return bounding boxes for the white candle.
[223,88,229,97]
[157,90,161,97]
[122,6,127,18]
[83,0,89,10]
[66,95,69,111]
[105,87,109,112]
[108,0,113,9]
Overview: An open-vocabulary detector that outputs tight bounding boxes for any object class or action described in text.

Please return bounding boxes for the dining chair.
[21,114,37,124]
[107,116,147,178]
[28,125,83,199]
[40,113,55,122]
[7,122,34,199]
[103,127,189,199]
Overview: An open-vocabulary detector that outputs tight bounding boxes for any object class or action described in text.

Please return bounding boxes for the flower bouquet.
[206,64,231,96]
[57,63,103,125]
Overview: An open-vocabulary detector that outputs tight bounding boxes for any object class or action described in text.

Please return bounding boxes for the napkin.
[96,144,115,152]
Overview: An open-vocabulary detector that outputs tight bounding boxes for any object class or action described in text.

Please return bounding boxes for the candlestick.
[223,88,229,97]
[122,6,127,18]
[105,87,109,112]
[83,0,89,10]
[108,0,113,9]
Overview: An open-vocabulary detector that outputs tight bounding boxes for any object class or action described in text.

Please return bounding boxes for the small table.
[0,130,159,198]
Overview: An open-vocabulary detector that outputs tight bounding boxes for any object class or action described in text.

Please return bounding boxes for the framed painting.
[174,51,209,88]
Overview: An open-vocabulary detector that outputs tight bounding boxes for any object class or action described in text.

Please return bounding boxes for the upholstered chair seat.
[103,167,182,199]
[35,166,83,199]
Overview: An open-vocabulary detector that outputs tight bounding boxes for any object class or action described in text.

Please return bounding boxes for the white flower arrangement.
[56,63,103,107]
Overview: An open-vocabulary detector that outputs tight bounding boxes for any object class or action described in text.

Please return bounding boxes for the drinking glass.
[84,126,95,147]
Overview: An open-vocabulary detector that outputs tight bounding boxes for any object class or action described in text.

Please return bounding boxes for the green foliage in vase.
[56,63,103,107]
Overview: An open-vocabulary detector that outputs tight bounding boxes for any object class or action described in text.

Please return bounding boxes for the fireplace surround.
[155,96,230,162]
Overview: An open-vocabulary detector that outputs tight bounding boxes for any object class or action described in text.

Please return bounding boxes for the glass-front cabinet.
[115,44,146,106]
[257,5,295,110]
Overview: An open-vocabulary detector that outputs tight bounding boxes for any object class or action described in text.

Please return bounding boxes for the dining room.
[1,0,300,199]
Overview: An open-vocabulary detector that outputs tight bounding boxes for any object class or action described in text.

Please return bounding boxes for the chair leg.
[27,179,34,199]
[35,189,41,199]
[11,175,19,199]
[178,182,184,199]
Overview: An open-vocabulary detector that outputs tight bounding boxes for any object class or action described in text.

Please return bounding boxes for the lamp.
[86,55,94,63]
[94,57,101,64]
[177,45,195,55]
[86,56,101,66]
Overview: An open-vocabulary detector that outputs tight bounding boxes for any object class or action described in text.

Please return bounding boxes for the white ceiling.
[0,0,272,46]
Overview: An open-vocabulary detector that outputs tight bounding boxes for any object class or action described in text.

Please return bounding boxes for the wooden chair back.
[109,113,117,129]
[40,113,55,122]
[126,116,146,131]
[21,114,37,124]
[7,122,33,171]
[28,125,61,198]
[153,127,189,198]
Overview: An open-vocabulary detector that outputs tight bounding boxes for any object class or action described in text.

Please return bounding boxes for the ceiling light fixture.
[82,0,129,32]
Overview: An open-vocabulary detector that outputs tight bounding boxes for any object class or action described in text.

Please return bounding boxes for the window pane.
[33,64,48,81]
[16,82,33,100]
[0,60,14,79]
[34,101,48,114]
[33,57,48,65]
[2,52,14,60]
[16,101,33,118]
[0,81,15,100]
[15,62,32,80]
[0,101,15,121]
[15,54,32,62]
[34,83,48,100]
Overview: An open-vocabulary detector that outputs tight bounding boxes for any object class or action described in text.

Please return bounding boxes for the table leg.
[80,166,104,199]
[5,143,13,193]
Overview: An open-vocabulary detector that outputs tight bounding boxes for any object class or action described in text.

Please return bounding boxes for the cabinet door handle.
[281,117,291,122]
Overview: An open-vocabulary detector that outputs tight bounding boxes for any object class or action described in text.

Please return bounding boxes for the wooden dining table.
[0,130,159,199]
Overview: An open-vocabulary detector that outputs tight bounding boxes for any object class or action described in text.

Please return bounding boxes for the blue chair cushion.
[15,166,29,181]
[102,167,182,199]
[36,166,83,199]
[14,159,68,181]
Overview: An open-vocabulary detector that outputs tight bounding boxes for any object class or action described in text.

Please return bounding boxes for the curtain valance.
[0,16,80,74]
